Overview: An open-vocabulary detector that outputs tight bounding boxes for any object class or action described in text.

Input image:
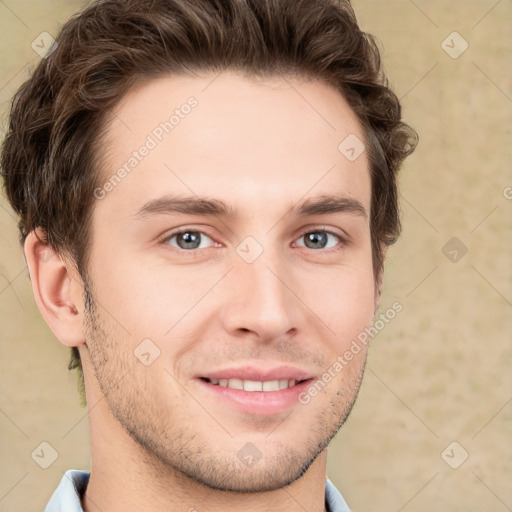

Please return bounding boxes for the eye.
[295,229,343,251]
[163,230,216,251]
[161,227,345,254]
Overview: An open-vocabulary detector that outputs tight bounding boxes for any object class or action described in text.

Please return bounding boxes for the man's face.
[82,72,375,492]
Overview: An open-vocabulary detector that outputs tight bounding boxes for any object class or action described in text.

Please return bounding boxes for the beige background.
[1,1,511,511]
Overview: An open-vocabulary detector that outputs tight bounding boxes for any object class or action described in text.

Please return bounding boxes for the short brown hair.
[1,0,417,405]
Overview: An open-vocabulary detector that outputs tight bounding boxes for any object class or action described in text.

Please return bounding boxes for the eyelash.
[160,226,347,255]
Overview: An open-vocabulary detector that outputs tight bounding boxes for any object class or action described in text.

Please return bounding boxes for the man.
[1,0,416,510]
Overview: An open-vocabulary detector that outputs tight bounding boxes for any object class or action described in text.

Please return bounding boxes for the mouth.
[195,366,316,416]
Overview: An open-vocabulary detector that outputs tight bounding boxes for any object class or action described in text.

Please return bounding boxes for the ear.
[23,229,86,348]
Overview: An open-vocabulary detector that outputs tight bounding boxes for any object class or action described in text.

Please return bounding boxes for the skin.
[24,72,379,512]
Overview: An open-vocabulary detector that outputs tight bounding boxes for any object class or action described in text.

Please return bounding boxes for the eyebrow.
[133,194,368,220]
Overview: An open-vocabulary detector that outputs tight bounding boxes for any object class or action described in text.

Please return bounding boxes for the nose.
[220,251,300,343]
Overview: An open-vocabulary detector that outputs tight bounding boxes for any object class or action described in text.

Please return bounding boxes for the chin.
[178,448,321,493]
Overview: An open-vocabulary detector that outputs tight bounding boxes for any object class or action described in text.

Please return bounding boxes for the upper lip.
[198,365,315,382]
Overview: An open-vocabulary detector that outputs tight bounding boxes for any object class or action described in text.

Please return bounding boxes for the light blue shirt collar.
[44,470,89,512]
[45,470,351,512]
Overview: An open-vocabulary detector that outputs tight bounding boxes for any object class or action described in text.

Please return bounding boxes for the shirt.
[44,469,351,512]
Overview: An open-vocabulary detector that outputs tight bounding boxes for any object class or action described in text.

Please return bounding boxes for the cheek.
[303,264,375,349]
[90,250,222,344]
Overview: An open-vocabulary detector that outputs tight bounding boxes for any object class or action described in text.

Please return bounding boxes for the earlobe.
[24,229,85,348]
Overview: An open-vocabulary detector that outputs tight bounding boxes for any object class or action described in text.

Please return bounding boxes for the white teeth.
[228,378,244,390]
[209,378,300,391]
[263,380,280,392]
[244,380,263,392]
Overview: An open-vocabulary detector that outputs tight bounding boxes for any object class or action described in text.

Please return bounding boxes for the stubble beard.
[82,283,367,493]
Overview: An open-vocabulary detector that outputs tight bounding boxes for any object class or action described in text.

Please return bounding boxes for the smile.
[196,367,316,416]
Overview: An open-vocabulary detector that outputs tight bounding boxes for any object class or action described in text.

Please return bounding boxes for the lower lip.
[196,379,314,416]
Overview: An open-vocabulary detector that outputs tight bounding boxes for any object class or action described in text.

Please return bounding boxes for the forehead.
[96,72,371,218]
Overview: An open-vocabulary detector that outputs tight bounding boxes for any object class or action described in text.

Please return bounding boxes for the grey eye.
[296,231,340,250]
[166,231,214,250]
